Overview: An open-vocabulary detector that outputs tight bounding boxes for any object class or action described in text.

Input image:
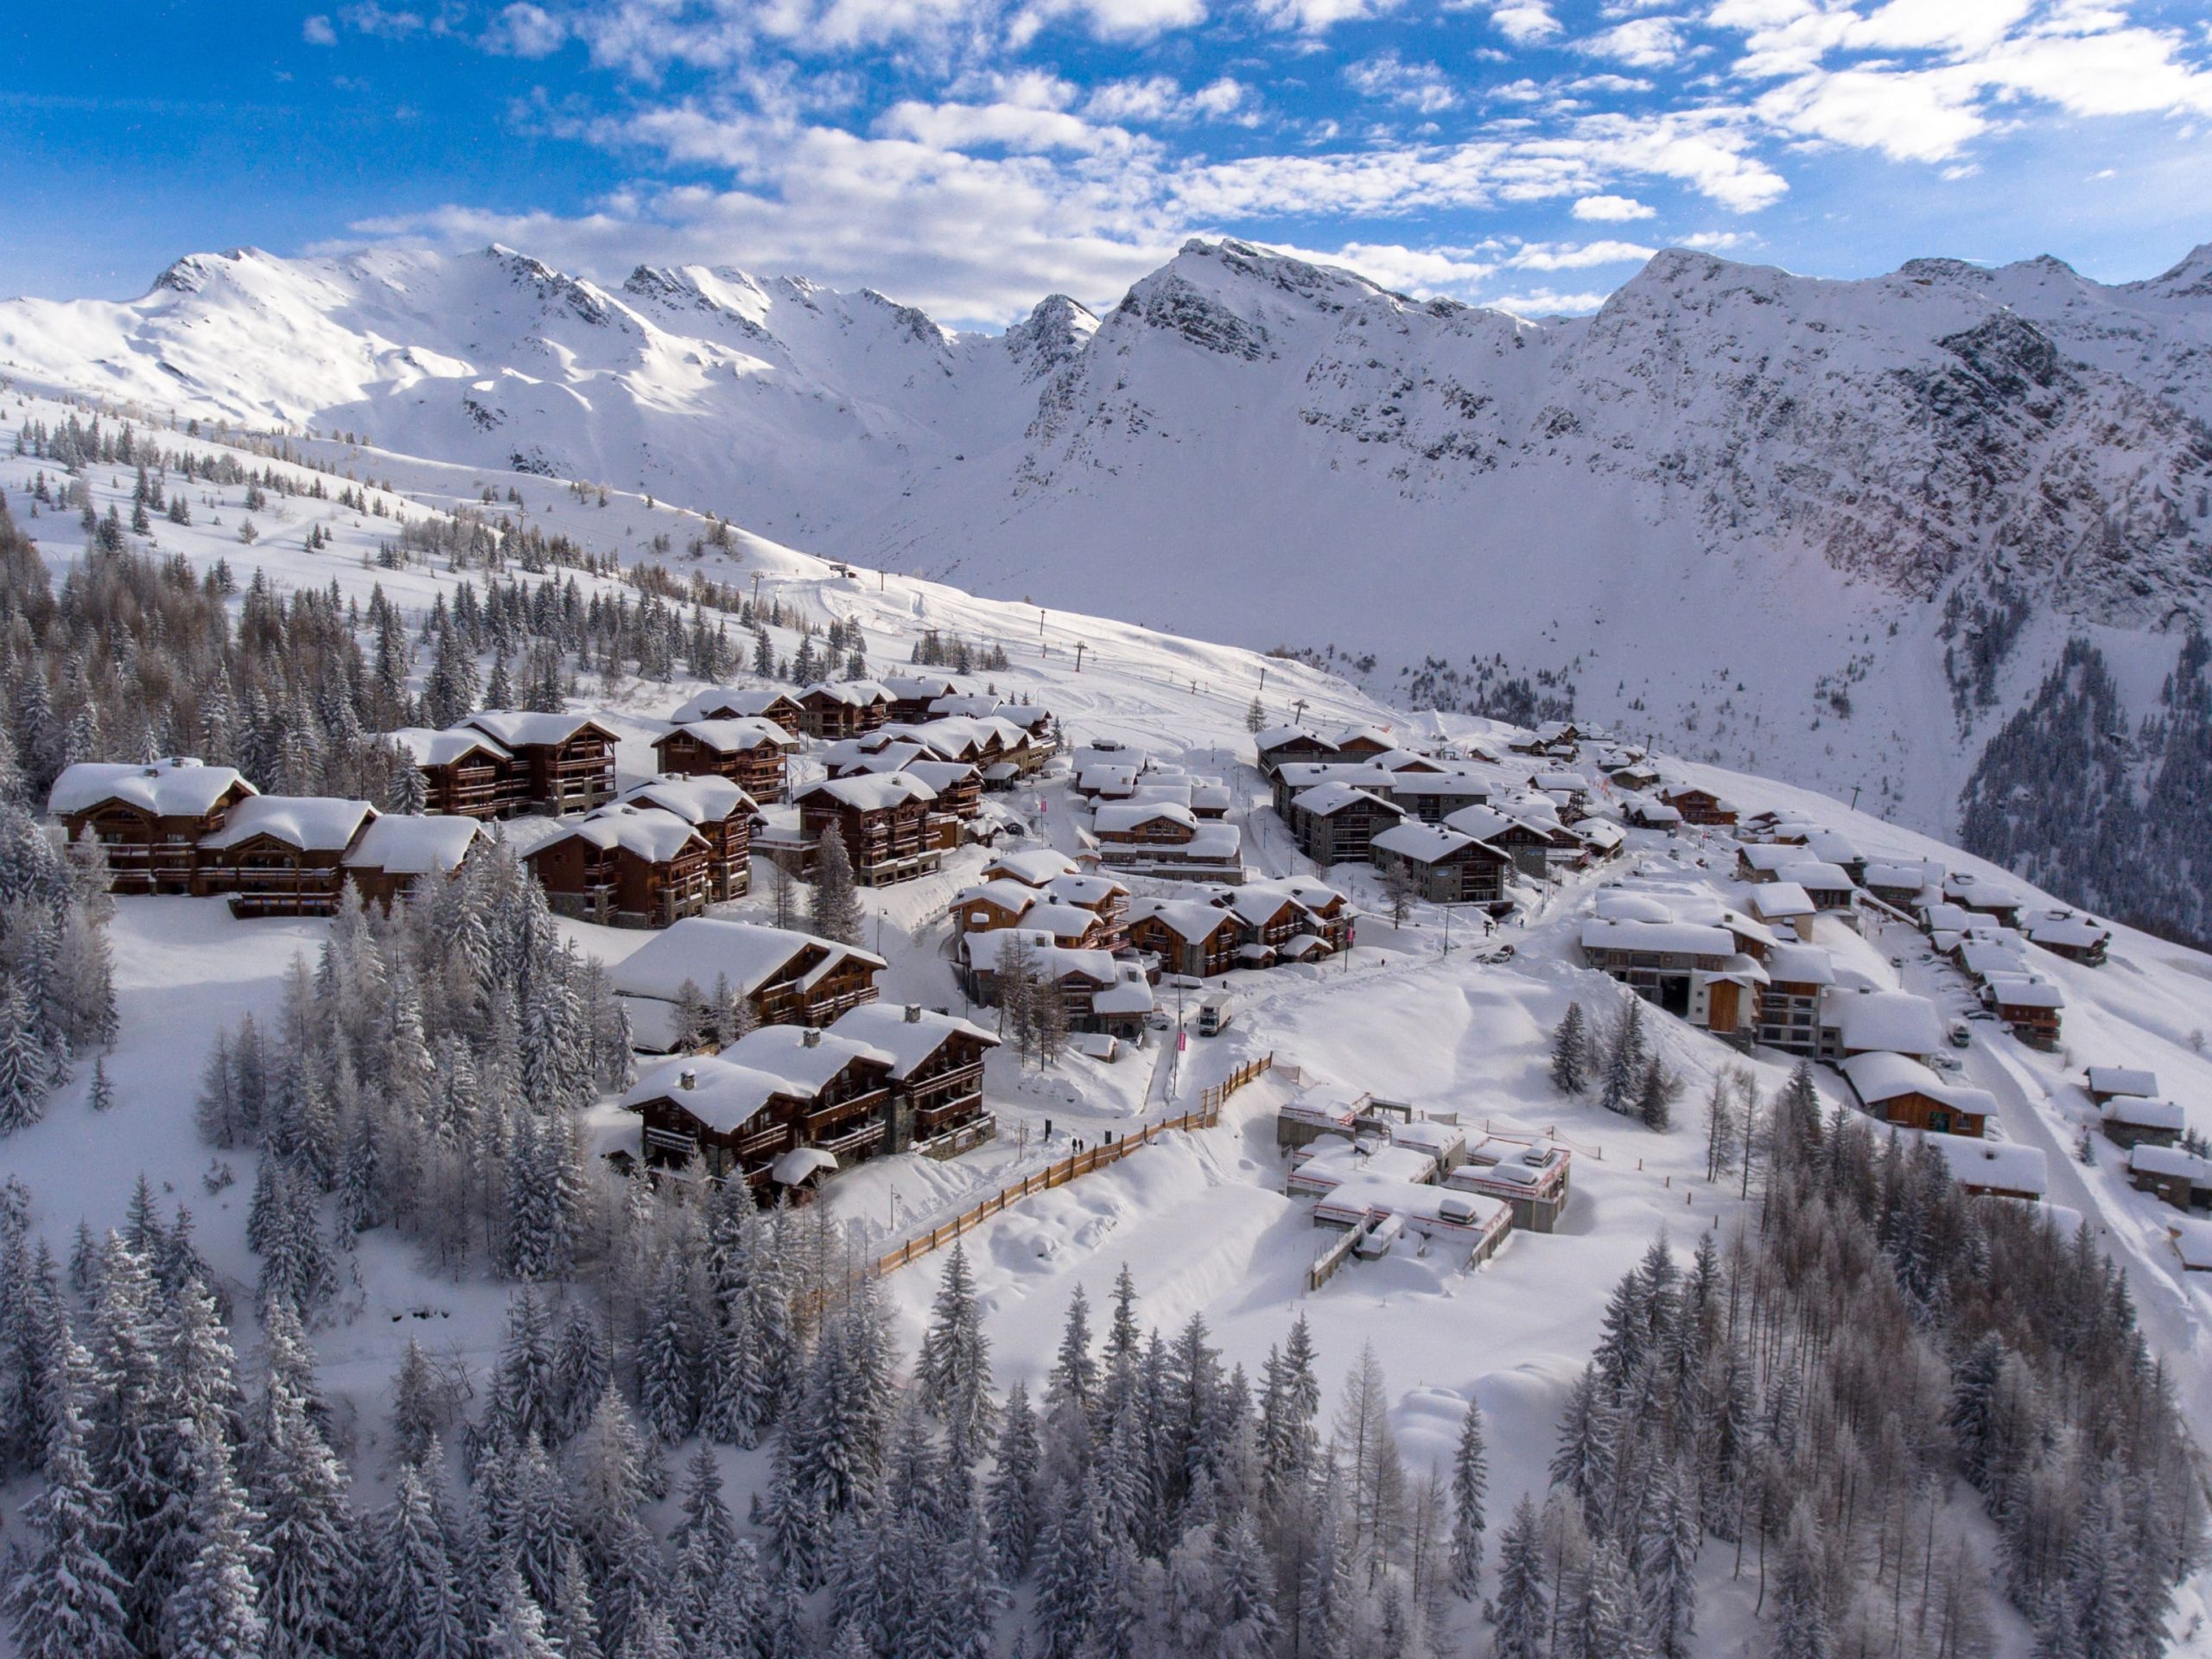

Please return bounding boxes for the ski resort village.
[3,380,2212,1659]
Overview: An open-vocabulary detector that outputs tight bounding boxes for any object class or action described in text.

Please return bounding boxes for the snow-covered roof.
[202,794,374,853]
[798,679,893,706]
[1943,872,2022,909]
[1749,882,1815,919]
[1958,940,2031,979]
[1580,918,1738,958]
[2103,1097,2185,1132]
[1371,822,1476,864]
[1275,762,1398,791]
[1982,974,2064,1010]
[621,773,754,823]
[881,675,966,701]
[2024,911,2109,950]
[901,760,982,796]
[1826,989,1946,1057]
[1919,900,1974,931]
[728,1023,895,1090]
[984,848,1078,886]
[659,716,796,753]
[1764,943,1835,986]
[1738,843,1801,874]
[384,726,511,766]
[1592,890,1675,924]
[829,1003,1000,1078]
[463,710,614,747]
[1312,1175,1508,1237]
[1255,724,1326,752]
[1864,858,1944,891]
[959,927,1118,987]
[2130,1142,2212,1182]
[613,918,884,1001]
[955,877,1046,916]
[1096,799,1198,833]
[1840,1052,1995,1119]
[1129,896,1240,942]
[1023,901,1105,941]
[1924,1132,2047,1197]
[48,757,256,818]
[2087,1066,2158,1099]
[1091,968,1158,1015]
[538,804,705,862]
[2170,1219,2212,1272]
[671,686,802,722]
[343,814,483,874]
[1803,830,1864,867]
[625,1055,795,1135]
[797,772,937,810]
[1046,873,1128,907]
[1289,1140,1436,1192]
[767,1147,836,1185]
[1290,783,1401,818]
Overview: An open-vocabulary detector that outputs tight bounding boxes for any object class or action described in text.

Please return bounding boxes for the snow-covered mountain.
[7,235,2211,899]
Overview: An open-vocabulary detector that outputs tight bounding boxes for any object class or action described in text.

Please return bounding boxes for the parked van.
[1197,992,1234,1037]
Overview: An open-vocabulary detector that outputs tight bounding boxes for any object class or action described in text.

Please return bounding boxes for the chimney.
[678,1068,697,1090]
[803,1027,822,1048]
[906,1003,923,1023]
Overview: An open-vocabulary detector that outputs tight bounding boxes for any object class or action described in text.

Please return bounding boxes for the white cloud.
[1679,229,1751,248]
[877,96,1140,154]
[1508,237,1656,267]
[1476,0,1563,46]
[1083,73,1254,123]
[1573,191,1656,218]
[1014,0,1207,41]
[339,3,425,38]
[1483,285,1615,313]
[1255,0,1402,34]
[1578,16,1687,67]
[484,3,566,57]
[1344,53,1462,112]
[302,15,339,45]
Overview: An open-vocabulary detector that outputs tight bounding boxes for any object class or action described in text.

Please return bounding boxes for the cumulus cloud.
[484,3,566,57]
[302,15,339,45]
[1483,285,1615,314]
[1508,238,1656,268]
[1573,191,1656,219]
[1578,16,1687,68]
[1343,53,1462,112]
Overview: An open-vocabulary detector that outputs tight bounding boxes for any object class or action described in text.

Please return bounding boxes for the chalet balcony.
[914,1087,985,1134]
[804,1090,892,1140]
[815,1116,887,1159]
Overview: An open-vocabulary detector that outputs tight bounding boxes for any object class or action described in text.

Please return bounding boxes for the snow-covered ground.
[8,387,2212,1651]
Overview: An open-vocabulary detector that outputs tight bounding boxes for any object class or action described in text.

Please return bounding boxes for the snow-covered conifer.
[1449,1396,1488,1598]
[1550,1000,1591,1096]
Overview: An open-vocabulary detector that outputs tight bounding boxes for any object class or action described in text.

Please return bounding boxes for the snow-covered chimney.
[803,1027,822,1048]
[678,1068,697,1090]
[905,1004,923,1023]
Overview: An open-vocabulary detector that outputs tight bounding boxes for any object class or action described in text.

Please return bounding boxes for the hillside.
[6,235,2212,938]
[6,391,2212,1656]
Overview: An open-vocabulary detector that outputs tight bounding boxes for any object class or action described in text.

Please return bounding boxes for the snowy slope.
[10,400,2212,1653]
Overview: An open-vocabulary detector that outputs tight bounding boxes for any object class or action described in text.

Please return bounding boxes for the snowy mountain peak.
[1004,293,1098,379]
[2136,242,2212,300]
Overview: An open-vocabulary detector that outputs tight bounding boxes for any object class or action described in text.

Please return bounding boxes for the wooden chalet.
[1942,873,2024,930]
[1981,976,2063,1050]
[1091,800,1243,880]
[1443,805,1573,878]
[652,718,795,803]
[195,795,378,917]
[2086,1066,2160,1108]
[671,686,806,736]
[795,681,893,740]
[881,676,965,725]
[1370,822,1510,904]
[624,1025,896,1192]
[1046,872,1131,949]
[1389,772,1494,823]
[831,1002,1001,1154]
[620,774,756,901]
[1926,1133,2047,1203]
[2127,1144,2212,1211]
[341,815,485,908]
[2101,1096,2184,1151]
[1655,785,1736,827]
[2024,909,2110,965]
[1286,783,1406,866]
[461,712,618,816]
[1819,988,1948,1065]
[1269,762,1396,818]
[1253,726,1333,777]
[48,757,257,894]
[387,727,518,818]
[1127,899,1245,977]
[526,804,712,928]
[1840,1052,1994,1138]
[613,918,886,1050]
[795,772,945,886]
[1579,914,1762,1038]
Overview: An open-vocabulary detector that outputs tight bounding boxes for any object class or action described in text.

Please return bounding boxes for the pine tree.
[1770,1499,1832,1659]
[809,825,864,946]
[987,1380,1044,1579]
[1493,1493,1549,1659]
[1599,1001,1646,1116]
[163,1431,270,1659]
[242,1318,360,1659]
[1449,1397,1489,1598]
[372,1461,469,1659]
[3,1335,134,1659]
[0,982,52,1134]
[1550,1001,1591,1096]
[918,1241,995,1467]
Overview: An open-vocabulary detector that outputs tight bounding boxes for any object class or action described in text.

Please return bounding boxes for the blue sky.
[5,0,2211,326]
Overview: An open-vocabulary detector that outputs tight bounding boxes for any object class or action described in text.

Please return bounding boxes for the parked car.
[1949,1021,1974,1048]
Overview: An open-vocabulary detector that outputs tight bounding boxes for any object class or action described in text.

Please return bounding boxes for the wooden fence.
[868,1051,1279,1280]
